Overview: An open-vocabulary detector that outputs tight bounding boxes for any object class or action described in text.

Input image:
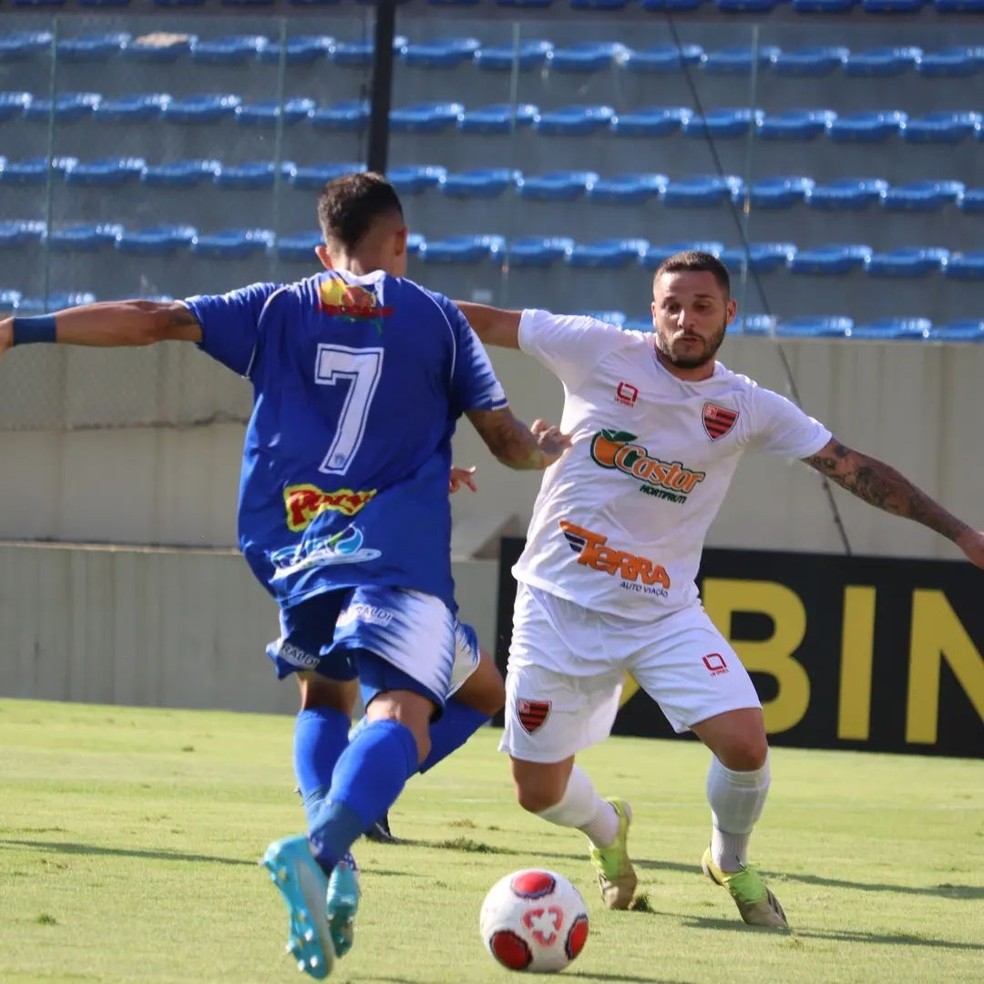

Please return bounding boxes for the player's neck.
[653,345,717,383]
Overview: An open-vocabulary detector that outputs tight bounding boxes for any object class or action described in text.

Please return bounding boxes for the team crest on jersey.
[517,699,551,735]
[318,278,393,332]
[702,403,739,441]
[589,429,705,504]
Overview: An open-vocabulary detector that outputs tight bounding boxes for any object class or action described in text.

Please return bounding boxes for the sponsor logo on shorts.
[336,603,394,629]
[702,402,739,441]
[284,484,377,532]
[270,526,381,580]
[702,653,729,676]
[277,641,320,669]
[589,429,705,504]
[615,381,639,407]
[560,520,670,597]
[517,698,551,735]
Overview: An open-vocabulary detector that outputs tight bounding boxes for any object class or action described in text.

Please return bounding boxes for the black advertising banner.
[495,538,984,758]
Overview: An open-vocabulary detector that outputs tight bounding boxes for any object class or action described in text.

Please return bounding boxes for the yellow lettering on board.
[837,586,877,740]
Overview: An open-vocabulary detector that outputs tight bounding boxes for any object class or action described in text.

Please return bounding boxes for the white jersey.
[514,309,832,620]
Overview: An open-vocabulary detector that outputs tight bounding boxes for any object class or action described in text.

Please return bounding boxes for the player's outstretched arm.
[0,300,202,360]
[467,407,571,471]
[455,302,523,349]
[804,437,984,567]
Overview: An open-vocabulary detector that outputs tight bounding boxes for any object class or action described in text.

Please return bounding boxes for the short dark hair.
[653,250,731,298]
[316,171,404,251]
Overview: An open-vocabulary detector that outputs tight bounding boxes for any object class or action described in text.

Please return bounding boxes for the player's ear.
[315,245,334,270]
[394,226,408,257]
[726,298,737,324]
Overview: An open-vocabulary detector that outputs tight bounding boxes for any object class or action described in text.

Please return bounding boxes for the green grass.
[0,699,980,984]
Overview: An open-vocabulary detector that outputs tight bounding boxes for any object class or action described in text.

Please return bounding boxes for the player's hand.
[0,318,12,360]
[531,418,572,467]
[956,529,984,569]
[449,466,478,494]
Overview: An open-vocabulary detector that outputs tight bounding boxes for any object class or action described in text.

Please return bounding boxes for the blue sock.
[309,719,418,868]
[293,707,350,828]
[420,700,490,774]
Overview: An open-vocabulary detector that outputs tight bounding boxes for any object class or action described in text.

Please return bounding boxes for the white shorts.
[500,582,761,763]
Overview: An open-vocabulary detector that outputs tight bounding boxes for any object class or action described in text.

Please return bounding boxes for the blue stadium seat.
[276,232,322,262]
[64,157,145,187]
[567,238,649,269]
[732,313,777,335]
[0,32,53,60]
[439,168,518,198]
[214,162,296,189]
[0,289,22,310]
[548,42,626,73]
[309,101,370,132]
[843,46,921,77]
[916,48,981,78]
[49,222,123,252]
[575,311,626,327]
[805,177,889,209]
[682,108,760,139]
[141,159,221,187]
[827,111,906,142]
[474,40,553,71]
[663,175,743,207]
[771,46,849,77]
[757,109,837,140]
[57,32,129,61]
[0,156,76,185]
[789,244,872,275]
[0,92,32,122]
[235,98,316,127]
[701,46,780,75]
[588,173,667,205]
[406,232,425,257]
[0,220,47,248]
[621,44,704,73]
[162,95,242,124]
[418,234,505,263]
[93,93,170,123]
[458,103,538,135]
[329,36,408,67]
[15,292,97,314]
[943,252,984,280]
[390,102,463,133]
[506,236,574,267]
[288,162,364,188]
[927,320,984,342]
[750,176,814,208]
[388,165,447,194]
[191,35,268,64]
[24,92,101,123]
[493,0,554,5]
[535,105,615,136]
[623,315,655,332]
[791,0,859,11]
[115,225,197,255]
[719,242,797,274]
[848,318,932,340]
[400,37,481,69]
[862,0,927,11]
[122,34,195,61]
[865,247,949,277]
[933,0,984,9]
[901,112,981,144]
[715,0,783,9]
[191,228,275,259]
[776,316,852,338]
[958,188,984,213]
[611,106,691,137]
[881,181,964,212]
[256,35,333,64]
[640,0,708,9]
[516,170,598,201]
[642,241,725,269]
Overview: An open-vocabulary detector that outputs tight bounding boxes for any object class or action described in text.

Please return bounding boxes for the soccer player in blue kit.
[0,172,570,979]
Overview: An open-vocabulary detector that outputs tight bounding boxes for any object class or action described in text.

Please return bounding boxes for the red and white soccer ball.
[479,869,589,974]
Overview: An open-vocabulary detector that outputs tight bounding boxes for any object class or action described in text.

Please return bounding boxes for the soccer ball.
[479,869,589,973]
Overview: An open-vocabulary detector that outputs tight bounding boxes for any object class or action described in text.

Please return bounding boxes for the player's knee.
[718,733,769,771]
[515,783,558,815]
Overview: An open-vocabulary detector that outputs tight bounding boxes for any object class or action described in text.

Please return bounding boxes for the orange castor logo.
[589,429,705,504]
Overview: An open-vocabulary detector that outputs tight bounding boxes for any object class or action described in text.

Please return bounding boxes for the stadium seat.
[662,176,743,207]
[474,40,553,71]
[749,176,815,208]
[309,100,370,132]
[757,109,837,140]
[791,0,859,12]
[770,46,849,77]
[122,34,195,61]
[701,46,780,75]
[439,168,518,198]
[93,93,170,122]
[162,95,242,124]
[506,236,574,267]
[900,112,981,144]
[848,318,931,340]
[48,223,123,252]
[943,252,984,280]
[640,0,708,9]
[827,111,906,142]
[24,92,101,123]
[621,44,704,73]
[958,188,984,213]
[916,48,981,78]
[862,0,927,11]
[0,156,76,185]
[236,99,316,126]
[927,319,984,341]
[115,224,197,255]
[776,316,852,338]
[548,42,626,73]
[256,35,333,64]
[623,315,655,332]
[719,242,797,274]
[406,232,425,256]
[933,0,984,9]
[715,0,782,9]
[329,36,408,67]
[681,108,760,139]
[516,171,598,201]
[288,162,364,188]
[64,157,145,186]
[611,107,691,137]
[0,220,46,247]
[276,232,322,262]
[190,35,269,64]
[389,102,463,133]
[732,313,777,335]
[191,228,275,259]
[865,247,949,277]
[141,159,221,187]
[789,244,872,274]
[387,165,447,194]
[642,241,725,269]
[57,32,130,61]
[567,238,649,269]
[0,289,22,310]
[0,92,32,122]
[214,162,296,189]
[588,173,668,205]
[880,181,964,212]
[400,37,481,69]
[0,32,53,60]
[805,177,889,210]
[534,105,615,136]
[493,0,554,6]
[418,234,505,263]
[843,46,921,77]
[458,103,538,135]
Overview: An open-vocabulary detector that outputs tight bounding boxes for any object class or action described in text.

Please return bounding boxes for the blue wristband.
[11,314,57,346]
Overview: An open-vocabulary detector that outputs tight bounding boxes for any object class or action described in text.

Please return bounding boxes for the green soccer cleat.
[589,797,638,910]
[325,854,360,958]
[700,847,789,930]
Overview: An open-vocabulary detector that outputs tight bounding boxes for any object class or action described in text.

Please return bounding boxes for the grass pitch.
[0,699,980,984]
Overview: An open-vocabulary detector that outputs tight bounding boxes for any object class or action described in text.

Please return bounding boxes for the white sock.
[535,765,620,849]
[706,754,770,873]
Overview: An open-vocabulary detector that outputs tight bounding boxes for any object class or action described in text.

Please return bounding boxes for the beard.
[656,317,727,370]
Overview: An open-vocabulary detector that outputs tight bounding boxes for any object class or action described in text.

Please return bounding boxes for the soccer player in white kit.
[457,251,984,930]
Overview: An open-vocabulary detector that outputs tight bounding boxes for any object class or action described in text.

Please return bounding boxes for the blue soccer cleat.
[325,854,361,958]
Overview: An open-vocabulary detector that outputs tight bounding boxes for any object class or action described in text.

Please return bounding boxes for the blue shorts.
[266,586,459,709]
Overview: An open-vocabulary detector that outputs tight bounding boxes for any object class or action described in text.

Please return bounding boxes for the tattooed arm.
[466,407,571,471]
[804,437,984,567]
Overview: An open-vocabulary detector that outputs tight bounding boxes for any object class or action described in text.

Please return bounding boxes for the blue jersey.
[185,270,507,611]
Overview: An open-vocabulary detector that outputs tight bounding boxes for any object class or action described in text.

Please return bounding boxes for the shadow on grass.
[0,838,255,867]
